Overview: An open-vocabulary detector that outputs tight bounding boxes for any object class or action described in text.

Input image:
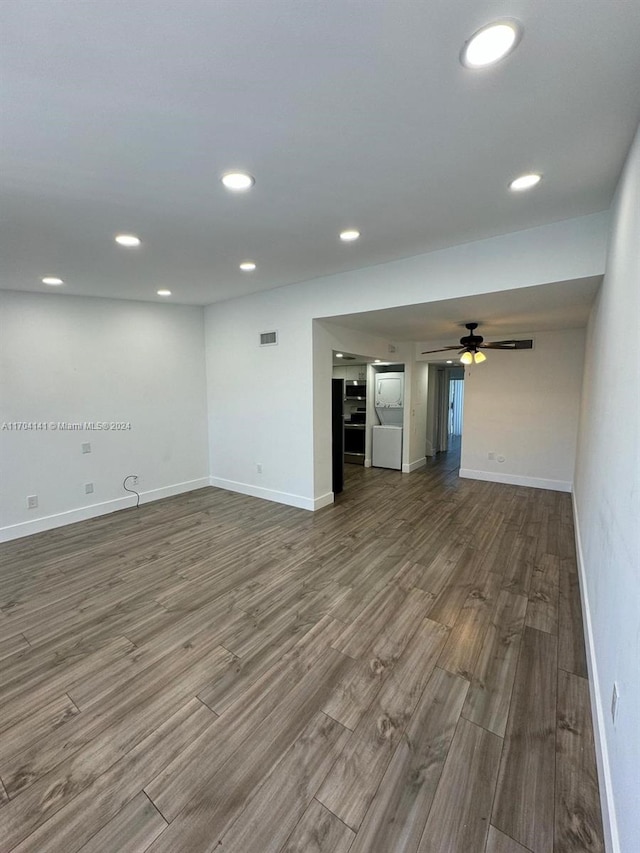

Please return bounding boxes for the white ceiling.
[1,1,639,306]
[323,276,603,342]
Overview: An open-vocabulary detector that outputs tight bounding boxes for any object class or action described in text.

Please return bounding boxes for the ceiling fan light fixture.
[421,323,532,357]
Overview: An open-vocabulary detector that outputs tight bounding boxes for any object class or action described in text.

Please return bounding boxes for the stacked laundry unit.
[372,371,404,470]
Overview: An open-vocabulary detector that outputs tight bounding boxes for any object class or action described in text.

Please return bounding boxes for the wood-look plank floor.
[0,449,604,853]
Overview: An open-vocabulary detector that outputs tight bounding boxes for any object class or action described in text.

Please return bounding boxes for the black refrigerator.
[331,378,344,494]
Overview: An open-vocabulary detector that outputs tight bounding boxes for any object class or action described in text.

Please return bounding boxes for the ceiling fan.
[422,322,533,365]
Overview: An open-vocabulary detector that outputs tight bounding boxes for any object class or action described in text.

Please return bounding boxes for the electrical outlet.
[256,463,263,474]
[488,451,495,460]
[131,476,138,486]
[27,495,38,509]
[85,483,94,495]
[82,442,91,454]
[611,682,619,723]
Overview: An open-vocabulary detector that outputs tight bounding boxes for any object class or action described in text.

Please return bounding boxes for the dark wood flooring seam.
[143,788,171,827]
[65,692,81,714]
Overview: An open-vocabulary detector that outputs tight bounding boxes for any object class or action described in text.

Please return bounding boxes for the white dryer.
[374,372,404,425]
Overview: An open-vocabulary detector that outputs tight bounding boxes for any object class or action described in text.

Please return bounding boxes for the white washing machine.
[372,425,403,469]
[372,372,404,469]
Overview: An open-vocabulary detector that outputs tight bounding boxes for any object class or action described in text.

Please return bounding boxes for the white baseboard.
[364,457,372,468]
[459,468,572,492]
[572,500,620,853]
[403,457,427,473]
[209,476,323,511]
[0,477,210,543]
[313,491,334,510]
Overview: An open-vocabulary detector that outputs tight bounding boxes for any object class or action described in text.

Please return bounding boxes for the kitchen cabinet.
[333,364,367,381]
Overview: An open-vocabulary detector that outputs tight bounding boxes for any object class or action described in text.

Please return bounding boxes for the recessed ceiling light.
[221,171,255,191]
[157,289,172,296]
[115,234,141,247]
[239,261,257,271]
[509,173,542,191]
[446,360,453,364]
[42,276,63,286]
[374,359,381,363]
[461,20,521,69]
[339,229,360,242]
[336,353,344,358]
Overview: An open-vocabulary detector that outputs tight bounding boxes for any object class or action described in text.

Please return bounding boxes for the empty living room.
[1,2,638,852]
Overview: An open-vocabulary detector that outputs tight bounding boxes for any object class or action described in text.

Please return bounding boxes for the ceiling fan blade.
[420,346,462,353]
[480,339,533,350]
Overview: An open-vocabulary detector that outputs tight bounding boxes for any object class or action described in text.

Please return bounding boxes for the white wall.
[0,291,209,540]
[443,328,586,492]
[407,360,429,470]
[206,285,318,508]
[205,213,608,507]
[425,364,439,457]
[573,126,640,853]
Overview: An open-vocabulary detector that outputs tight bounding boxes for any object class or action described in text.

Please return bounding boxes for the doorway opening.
[448,376,464,457]
[427,364,464,468]
[331,352,370,495]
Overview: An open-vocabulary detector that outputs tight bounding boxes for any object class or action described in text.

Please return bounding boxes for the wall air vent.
[259,330,278,346]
